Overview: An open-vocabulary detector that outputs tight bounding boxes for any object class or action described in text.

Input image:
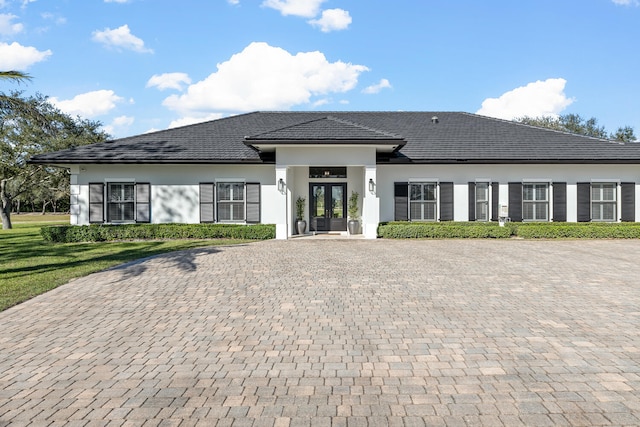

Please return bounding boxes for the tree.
[515,114,636,142]
[611,125,637,143]
[1,92,109,229]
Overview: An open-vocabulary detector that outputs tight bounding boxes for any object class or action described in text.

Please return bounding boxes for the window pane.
[476,202,488,221]
[522,203,534,220]
[410,202,422,220]
[218,183,231,201]
[602,185,615,201]
[231,202,245,221]
[410,184,422,201]
[535,185,547,201]
[218,203,231,221]
[232,183,244,201]
[602,203,616,221]
[534,202,548,221]
[592,185,601,201]
[476,183,488,202]
[523,185,534,201]
[424,202,436,220]
[425,184,436,201]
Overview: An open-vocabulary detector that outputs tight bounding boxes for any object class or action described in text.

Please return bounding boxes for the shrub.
[514,222,640,239]
[41,223,276,243]
[377,221,640,239]
[378,222,513,239]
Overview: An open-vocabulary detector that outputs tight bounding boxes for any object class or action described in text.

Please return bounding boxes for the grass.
[0,218,249,311]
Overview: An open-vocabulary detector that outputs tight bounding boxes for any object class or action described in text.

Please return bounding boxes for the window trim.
[409,181,438,222]
[475,181,490,222]
[216,181,246,223]
[522,182,549,222]
[591,182,617,222]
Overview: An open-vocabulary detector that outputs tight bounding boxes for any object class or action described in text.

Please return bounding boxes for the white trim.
[215,178,246,183]
[590,178,620,183]
[522,178,551,183]
[475,178,491,183]
[104,178,135,182]
[409,178,439,183]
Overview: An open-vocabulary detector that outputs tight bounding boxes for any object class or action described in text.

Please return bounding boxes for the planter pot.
[296,220,307,235]
[348,219,359,235]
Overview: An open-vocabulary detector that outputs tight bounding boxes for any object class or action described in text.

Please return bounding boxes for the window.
[475,182,489,222]
[410,183,437,221]
[522,183,549,221]
[108,183,135,222]
[592,183,617,222]
[217,182,245,222]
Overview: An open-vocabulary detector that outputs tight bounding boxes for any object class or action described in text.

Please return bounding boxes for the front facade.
[31,112,640,239]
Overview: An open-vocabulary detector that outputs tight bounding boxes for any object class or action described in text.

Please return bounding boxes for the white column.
[275,166,289,239]
[362,166,379,239]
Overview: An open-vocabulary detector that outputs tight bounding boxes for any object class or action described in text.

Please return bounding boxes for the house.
[30,111,640,239]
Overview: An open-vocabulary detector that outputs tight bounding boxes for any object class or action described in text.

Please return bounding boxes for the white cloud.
[146,72,192,91]
[103,115,134,135]
[227,0,240,4]
[262,0,325,17]
[104,0,131,3]
[51,90,124,118]
[362,78,392,94]
[476,78,574,120]
[41,12,66,25]
[168,113,224,129]
[612,0,639,5]
[309,8,351,32]
[0,41,51,70]
[0,13,23,35]
[92,24,153,53]
[162,42,368,115]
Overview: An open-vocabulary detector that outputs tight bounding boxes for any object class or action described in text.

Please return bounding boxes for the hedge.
[378,221,640,239]
[377,222,514,239]
[513,222,640,239]
[41,223,276,243]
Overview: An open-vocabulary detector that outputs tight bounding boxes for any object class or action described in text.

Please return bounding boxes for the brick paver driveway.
[2,239,640,426]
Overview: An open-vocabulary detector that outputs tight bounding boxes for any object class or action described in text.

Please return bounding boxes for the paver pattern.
[1,239,640,426]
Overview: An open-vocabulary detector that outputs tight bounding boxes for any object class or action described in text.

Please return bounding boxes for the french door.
[310,183,347,232]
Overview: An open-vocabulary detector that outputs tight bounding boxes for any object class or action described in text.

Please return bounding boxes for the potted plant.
[348,191,359,235]
[295,196,307,235]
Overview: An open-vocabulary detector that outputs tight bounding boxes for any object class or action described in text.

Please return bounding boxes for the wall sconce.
[368,178,375,193]
[278,178,285,193]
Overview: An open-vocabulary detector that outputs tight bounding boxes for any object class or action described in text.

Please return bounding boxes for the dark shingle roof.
[30,111,640,164]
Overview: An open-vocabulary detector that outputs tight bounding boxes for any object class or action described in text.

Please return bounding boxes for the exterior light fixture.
[369,178,375,193]
[278,178,285,192]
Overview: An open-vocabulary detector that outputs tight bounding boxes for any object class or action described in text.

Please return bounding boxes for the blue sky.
[1,0,639,139]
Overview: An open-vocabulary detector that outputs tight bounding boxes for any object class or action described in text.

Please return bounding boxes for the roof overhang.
[244,138,406,153]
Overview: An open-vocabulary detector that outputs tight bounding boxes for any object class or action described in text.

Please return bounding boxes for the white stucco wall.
[71,164,276,225]
[68,161,640,233]
[377,164,640,223]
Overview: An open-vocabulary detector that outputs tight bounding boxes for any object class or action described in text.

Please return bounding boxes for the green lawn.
[1,218,248,311]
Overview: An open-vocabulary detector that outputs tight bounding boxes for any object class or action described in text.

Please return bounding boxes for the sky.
[0,0,639,139]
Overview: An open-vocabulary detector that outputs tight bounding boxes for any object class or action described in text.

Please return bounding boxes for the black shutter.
[135,183,151,223]
[577,182,591,222]
[89,183,104,223]
[394,182,408,221]
[508,182,522,222]
[199,183,215,223]
[246,183,260,224]
[552,182,567,222]
[491,182,499,221]
[440,182,454,221]
[468,182,476,221]
[621,182,635,222]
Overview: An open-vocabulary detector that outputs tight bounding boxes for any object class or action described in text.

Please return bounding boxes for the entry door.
[310,183,347,232]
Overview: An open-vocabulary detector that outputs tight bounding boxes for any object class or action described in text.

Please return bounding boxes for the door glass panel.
[312,185,325,217]
[331,185,344,218]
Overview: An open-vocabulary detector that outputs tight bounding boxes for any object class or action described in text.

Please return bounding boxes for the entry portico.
[243,116,405,239]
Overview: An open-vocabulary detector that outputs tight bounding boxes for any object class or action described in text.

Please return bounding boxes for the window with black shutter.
[621,182,635,222]
[508,182,523,222]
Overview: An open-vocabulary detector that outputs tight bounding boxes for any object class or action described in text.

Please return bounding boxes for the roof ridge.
[245,115,404,140]
[467,112,622,145]
[323,115,403,139]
